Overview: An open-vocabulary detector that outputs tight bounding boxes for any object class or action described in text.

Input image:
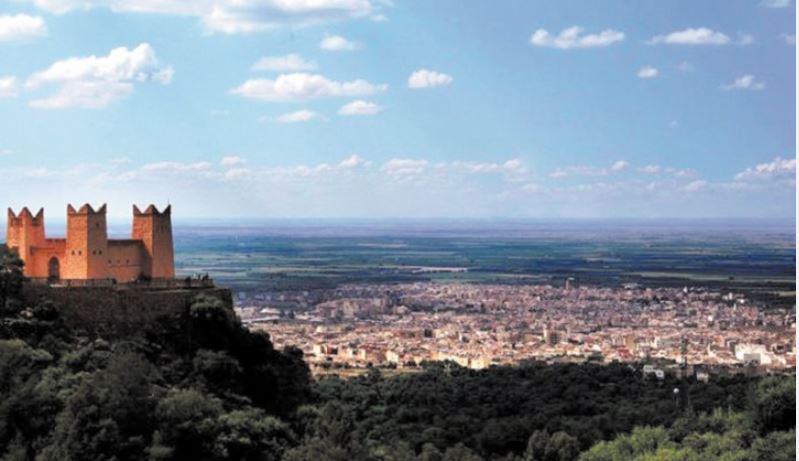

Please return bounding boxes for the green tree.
[0,246,24,314]
[41,347,159,461]
[149,388,224,460]
[750,430,796,461]
[544,432,579,461]
[749,376,795,434]
[214,409,296,461]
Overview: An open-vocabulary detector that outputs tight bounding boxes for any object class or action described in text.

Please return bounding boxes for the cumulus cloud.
[19,0,381,34]
[252,54,317,71]
[529,26,624,49]
[648,28,731,45]
[722,74,765,91]
[338,154,367,168]
[273,109,324,123]
[25,43,173,109]
[220,155,246,166]
[338,99,382,115]
[319,34,358,51]
[637,66,658,79]
[0,14,47,41]
[0,76,18,97]
[407,69,453,89]
[231,73,387,102]
[735,157,796,180]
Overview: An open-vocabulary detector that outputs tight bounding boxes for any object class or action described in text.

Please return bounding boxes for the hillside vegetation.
[0,244,794,460]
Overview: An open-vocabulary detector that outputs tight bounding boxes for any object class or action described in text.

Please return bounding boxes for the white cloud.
[0,14,47,41]
[530,26,624,49]
[273,109,324,123]
[338,99,382,115]
[735,157,796,180]
[683,180,707,192]
[453,159,527,175]
[550,160,628,178]
[648,28,731,45]
[722,74,765,91]
[639,165,695,177]
[381,158,428,176]
[665,167,695,177]
[738,33,754,45]
[0,149,14,157]
[338,154,367,168]
[20,0,381,34]
[224,168,250,180]
[0,76,18,97]
[521,183,543,193]
[220,155,246,166]
[637,66,658,79]
[231,73,387,102]
[761,0,791,7]
[782,34,796,45]
[25,43,173,109]
[141,161,212,173]
[677,61,692,72]
[407,69,453,89]
[319,34,358,51]
[669,120,679,128]
[252,54,317,71]
[611,160,629,171]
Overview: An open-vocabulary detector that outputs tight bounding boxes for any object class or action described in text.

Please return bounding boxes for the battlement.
[133,204,171,216]
[6,203,174,283]
[7,207,44,226]
[67,203,107,215]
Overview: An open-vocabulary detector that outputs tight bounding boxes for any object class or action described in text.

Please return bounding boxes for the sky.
[0,0,795,220]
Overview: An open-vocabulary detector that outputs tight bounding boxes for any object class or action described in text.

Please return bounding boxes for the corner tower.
[132,205,174,279]
[64,204,109,279]
[6,207,45,276]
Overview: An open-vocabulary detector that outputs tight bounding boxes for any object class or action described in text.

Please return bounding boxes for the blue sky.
[0,0,795,219]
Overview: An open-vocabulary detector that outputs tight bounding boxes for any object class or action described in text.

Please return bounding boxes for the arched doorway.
[48,257,60,282]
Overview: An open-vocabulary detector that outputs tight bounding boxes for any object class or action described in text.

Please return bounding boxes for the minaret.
[132,205,174,279]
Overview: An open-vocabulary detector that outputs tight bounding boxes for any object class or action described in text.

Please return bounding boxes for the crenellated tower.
[132,205,175,279]
[64,204,109,280]
[6,207,46,276]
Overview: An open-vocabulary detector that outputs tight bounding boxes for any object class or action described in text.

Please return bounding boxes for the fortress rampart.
[21,284,233,335]
[6,204,175,283]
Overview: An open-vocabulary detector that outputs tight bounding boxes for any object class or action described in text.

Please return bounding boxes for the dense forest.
[0,244,795,460]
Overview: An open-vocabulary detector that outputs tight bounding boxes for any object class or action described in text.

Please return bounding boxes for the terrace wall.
[22,284,233,336]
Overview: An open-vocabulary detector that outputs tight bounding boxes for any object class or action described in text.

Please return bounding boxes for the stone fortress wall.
[6,204,175,283]
[23,283,233,335]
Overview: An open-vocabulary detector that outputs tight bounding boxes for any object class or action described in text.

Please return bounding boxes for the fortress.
[6,204,174,283]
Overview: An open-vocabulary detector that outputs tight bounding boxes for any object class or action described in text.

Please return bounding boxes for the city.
[237,281,796,375]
